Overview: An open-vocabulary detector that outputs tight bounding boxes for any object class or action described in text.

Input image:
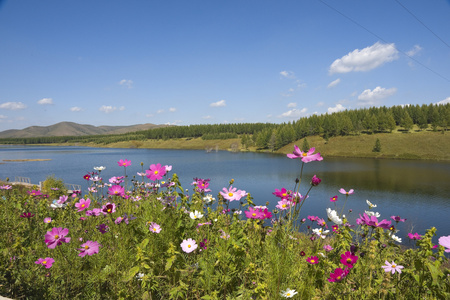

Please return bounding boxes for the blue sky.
[0,0,449,131]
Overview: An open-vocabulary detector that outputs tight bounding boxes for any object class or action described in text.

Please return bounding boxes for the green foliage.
[40,175,67,198]
[301,138,310,152]
[372,138,382,152]
[0,151,449,299]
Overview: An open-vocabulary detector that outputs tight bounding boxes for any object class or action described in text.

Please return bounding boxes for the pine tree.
[302,138,310,152]
[372,138,382,152]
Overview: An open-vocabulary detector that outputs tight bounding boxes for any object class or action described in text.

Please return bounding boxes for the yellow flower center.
[228,192,233,197]
[188,245,191,248]
[302,152,307,157]
[282,193,287,197]
[107,209,111,212]
[282,204,287,208]
[85,245,89,249]
[337,276,341,280]
[347,258,352,263]
[286,293,291,296]
[54,235,59,239]
[392,264,396,268]
[153,228,157,231]
[310,259,315,263]
[346,192,349,195]
[81,204,85,207]
[43,260,47,264]
[154,171,158,175]
[252,213,256,217]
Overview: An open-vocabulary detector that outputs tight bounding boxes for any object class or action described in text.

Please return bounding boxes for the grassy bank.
[65,127,450,161]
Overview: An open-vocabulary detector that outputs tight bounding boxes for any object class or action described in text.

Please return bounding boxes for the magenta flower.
[391,215,406,223]
[330,195,338,202]
[149,222,161,233]
[328,267,349,282]
[83,174,91,181]
[75,198,91,212]
[27,190,42,196]
[0,185,12,190]
[180,238,197,253]
[276,199,292,210]
[311,175,321,186]
[101,202,116,215]
[108,185,125,197]
[86,208,102,216]
[220,186,247,202]
[408,232,422,240]
[340,251,358,268]
[273,188,292,199]
[438,235,450,253]
[287,146,323,163]
[44,217,52,224]
[97,223,109,234]
[245,206,264,219]
[78,240,101,257]
[307,215,319,222]
[323,244,334,252]
[192,178,211,193]
[20,212,35,218]
[45,227,71,249]
[57,195,68,204]
[118,159,131,167]
[306,256,319,264]
[382,260,404,274]
[339,188,354,195]
[146,163,166,181]
[316,218,328,228]
[35,257,55,269]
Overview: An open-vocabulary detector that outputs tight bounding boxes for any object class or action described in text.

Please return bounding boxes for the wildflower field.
[1,146,449,299]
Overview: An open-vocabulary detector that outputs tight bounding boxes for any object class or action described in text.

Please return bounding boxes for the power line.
[316,0,450,83]
[394,0,450,50]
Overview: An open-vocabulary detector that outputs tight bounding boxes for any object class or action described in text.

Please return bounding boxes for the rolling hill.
[0,122,167,138]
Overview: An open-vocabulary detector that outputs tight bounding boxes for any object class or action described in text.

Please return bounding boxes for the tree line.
[0,103,448,150]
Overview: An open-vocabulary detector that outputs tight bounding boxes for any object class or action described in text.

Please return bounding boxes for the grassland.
[69,126,450,161]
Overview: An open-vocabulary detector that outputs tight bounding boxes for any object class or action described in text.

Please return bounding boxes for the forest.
[0,103,448,151]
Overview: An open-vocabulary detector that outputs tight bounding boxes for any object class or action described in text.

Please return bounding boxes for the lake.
[1,145,449,244]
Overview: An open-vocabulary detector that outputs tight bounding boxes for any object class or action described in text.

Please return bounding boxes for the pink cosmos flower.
[83,174,91,181]
[0,185,12,190]
[57,195,68,204]
[115,217,123,224]
[109,176,124,184]
[391,215,406,223]
[287,146,323,163]
[20,212,35,218]
[220,186,247,202]
[330,195,338,202]
[118,159,131,167]
[306,256,319,264]
[78,240,101,257]
[382,261,404,274]
[45,227,71,249]
[316,218,328,228]
[328,267,349,282]
[307,215,319,222]
[340,251,358,268]
[108,185,125,197]
[75,198,91,212]
[356,213,391,229]
[276,199,292,210]
[97,223,109,234]
[101,202,116,215]
[165,165,172,172]
[192,178,211,193]
[332,225,339,232]
[311,175,321,186]
[408,233,422,240]
[35,257,55,269]
[149,222,161,233]
[146,163,166,181]
[27,190,42,196]
[273,188,291,199]
[323,245,333,252]
[339,188,354,195]
[44,217,52,224]
[86,208,102,216]
[438,235,450,253]
[180,238,197,253]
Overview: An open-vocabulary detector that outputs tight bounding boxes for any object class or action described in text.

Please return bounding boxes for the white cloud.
[70,107,82,112]
[202,115,212,119]
[279,107,307,118]
[358,86,397,105]
[435,97,450,105]
[329,42,399,74]
[169,107,176,112]
[165,120,181,125]
[146,113,154,117]
[327,78,341,88]
[210,100,226,107]
[287,102,297,108]
[0,102,27,110]
[317,101,325,107]
[99,105,117,113]
[280,70,295,79]
[328,104,346,113]
[406,45,422,57]
[119,79,133,88]
[157,109,164,114]
[37,98,53,105]
[119,106,125,111]
[0,114,7,119]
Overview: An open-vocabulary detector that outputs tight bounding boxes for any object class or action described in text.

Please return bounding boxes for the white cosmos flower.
[365,210,380,218]
[203,194,215,203]
[281,288,298,298]
[312,228,329,239]
[326,208,343,225]
[189,210,204,219]
[366,199,377,208]
[390,234,402,243]
[94,166,106,171]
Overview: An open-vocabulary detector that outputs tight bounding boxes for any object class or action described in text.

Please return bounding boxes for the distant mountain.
[0,122,168,138]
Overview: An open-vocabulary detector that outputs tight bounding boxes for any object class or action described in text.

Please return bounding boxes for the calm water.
[1,145,449,244]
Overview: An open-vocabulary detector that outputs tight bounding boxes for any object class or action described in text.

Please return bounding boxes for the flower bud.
[311,175,321,186]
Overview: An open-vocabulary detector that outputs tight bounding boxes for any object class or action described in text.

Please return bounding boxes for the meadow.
[1,145,449,299]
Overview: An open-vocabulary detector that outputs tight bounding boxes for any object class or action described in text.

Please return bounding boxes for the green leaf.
[123,266,140,282]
